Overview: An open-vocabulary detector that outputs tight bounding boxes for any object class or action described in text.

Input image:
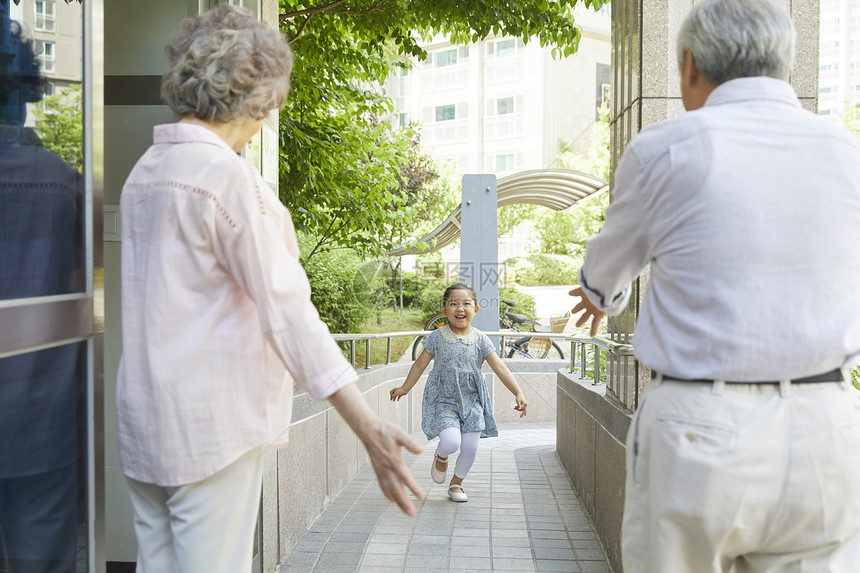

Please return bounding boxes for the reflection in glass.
[0,342,87,572]
[1,3,88,572]
[1,4,84,302]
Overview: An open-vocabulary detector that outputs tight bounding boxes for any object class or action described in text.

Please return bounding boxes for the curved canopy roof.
[387,168,608,256]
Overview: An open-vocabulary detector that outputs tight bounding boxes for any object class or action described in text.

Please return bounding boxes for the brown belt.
[651,368,844,385]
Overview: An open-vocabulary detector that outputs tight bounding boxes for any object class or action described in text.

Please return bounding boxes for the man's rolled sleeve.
[579,148,651,316]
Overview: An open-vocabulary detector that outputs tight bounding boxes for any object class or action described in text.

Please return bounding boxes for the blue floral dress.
[420,325,499,440]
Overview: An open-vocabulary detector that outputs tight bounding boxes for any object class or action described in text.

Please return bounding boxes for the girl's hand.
[514,393,528,417]
[390,385,408,402]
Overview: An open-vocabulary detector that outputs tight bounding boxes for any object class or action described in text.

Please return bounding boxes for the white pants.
[125,447,264,573]
[623,377,860,573]
[436,427,481,479]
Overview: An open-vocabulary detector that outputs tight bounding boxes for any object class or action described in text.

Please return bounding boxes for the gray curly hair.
[161,4,293,122]
[676,0,795,86]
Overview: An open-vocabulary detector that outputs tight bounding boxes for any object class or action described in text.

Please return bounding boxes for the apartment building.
[818,0,860,117]
[387,7,611,178]
[9,0,82,96]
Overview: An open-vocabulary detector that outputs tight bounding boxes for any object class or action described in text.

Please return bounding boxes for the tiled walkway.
[278,423,611,573]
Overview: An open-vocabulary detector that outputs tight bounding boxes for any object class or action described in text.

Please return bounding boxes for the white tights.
[436,427,481,480]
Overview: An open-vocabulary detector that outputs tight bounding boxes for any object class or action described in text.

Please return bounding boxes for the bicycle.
[411,313,449,360]
[498,299,566,360]
[410,299,565,360]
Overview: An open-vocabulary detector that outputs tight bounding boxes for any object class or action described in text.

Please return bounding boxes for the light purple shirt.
[117,123,356,486]
[580,77,860,381]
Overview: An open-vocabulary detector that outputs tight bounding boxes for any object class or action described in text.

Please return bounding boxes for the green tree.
[841,103,860,138]
[525,101,610,256]
[561,100,611,182]
[278,0,606,260]
[32,84,82,170]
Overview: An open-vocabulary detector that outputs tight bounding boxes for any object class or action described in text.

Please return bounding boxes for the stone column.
[606,0,820,411]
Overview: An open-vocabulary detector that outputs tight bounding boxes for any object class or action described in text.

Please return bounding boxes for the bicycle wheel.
[547,341,565,360]
[506,336,534,359]
[505,337,565,360]
[423,313,449,331]
[527,336,553,359]
[411,313,448,360]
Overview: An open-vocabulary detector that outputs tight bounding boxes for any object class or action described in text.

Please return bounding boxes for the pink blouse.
[117,123,356,486]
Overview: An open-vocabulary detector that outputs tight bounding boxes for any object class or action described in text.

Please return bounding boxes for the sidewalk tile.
[279,424,611,573]
[450,544,491,558]
[536,559,583,572]
[493,557,537,572]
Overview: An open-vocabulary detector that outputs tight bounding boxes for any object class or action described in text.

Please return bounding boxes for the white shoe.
[448,484,468,502]
[431,453,448,484]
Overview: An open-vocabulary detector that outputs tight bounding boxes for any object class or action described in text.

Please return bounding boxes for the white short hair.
[161,4,293,122]
[676,0,795,85]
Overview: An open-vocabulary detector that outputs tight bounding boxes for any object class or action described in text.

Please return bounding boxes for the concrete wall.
[556,370,630,573]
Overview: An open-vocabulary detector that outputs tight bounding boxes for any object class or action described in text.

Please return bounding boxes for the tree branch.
[288,14,315,45]
[306,216,338,262]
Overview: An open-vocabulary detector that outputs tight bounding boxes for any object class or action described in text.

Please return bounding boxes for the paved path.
[278,423,610,573]
[516,285,578,325]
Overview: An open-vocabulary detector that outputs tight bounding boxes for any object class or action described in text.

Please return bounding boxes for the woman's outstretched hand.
[328,383,424,515]
[358,418,425,515]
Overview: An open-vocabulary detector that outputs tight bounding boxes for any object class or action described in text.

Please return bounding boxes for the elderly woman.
[116,6,423,572]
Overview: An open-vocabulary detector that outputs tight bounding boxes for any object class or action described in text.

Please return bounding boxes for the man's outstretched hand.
[569,286,606,338]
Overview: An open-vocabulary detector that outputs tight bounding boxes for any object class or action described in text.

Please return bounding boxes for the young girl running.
[390,283,528,502]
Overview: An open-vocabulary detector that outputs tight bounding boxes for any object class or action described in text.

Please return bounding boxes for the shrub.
[298,235,373,333]
[498,285,536,319]
[399,272,447,308]
[399,271,537,324]
[393,272,448,322]
[505,254,582,286]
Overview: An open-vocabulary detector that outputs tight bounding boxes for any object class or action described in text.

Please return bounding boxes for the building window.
[35,0,56,32]
[435,104,455,122]
[819,87,832,94]
[435,49,458,68]
[398,112,410,128]
[37,41,55,73]
[496,39,516,58]
[596,63,612,115]
[495,153,515,172]
[819,109,832,115]
[497,97,515,115]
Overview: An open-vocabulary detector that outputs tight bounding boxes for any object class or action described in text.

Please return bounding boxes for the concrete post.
[459,174,501,345]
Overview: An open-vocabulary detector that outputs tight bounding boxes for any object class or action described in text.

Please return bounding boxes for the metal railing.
[331,331,634,385]
[331,331,428,369]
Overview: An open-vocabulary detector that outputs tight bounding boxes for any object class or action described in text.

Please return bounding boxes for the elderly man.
[570,0,860,571]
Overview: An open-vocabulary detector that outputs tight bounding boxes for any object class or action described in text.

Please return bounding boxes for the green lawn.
[351,308,424,368]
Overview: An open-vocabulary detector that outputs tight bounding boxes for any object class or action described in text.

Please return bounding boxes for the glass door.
[1,0,101,570]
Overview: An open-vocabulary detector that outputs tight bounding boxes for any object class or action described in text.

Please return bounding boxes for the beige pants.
[125,446,264,573]
[623,377,860,573]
